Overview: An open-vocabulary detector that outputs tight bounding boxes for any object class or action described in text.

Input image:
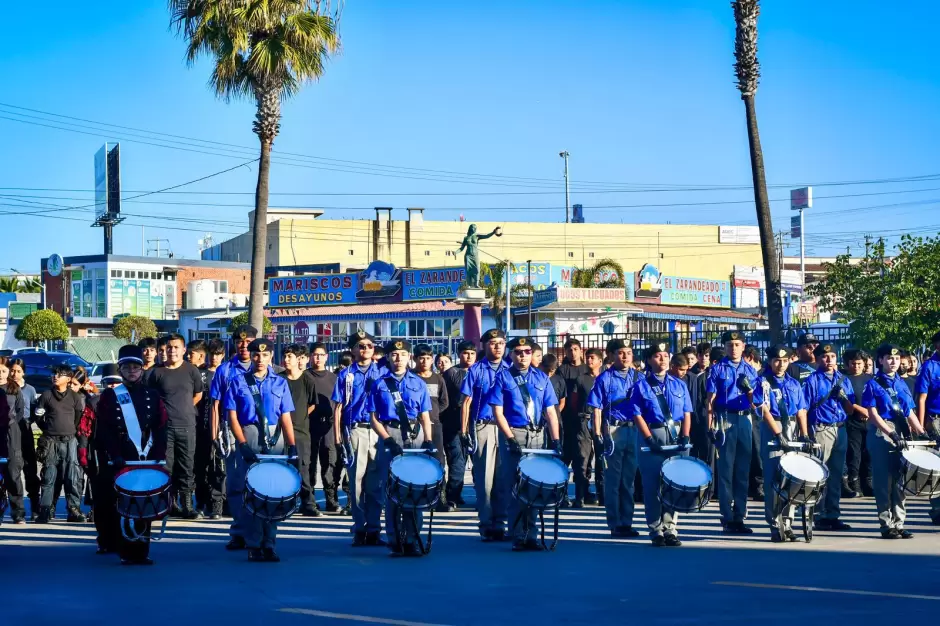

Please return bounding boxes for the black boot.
[842,478,858,499]
[35,507,52,524]
[181,491,204,520]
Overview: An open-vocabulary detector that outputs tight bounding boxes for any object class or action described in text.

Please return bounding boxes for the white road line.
[712,581,940,601]
[279,608,453,626]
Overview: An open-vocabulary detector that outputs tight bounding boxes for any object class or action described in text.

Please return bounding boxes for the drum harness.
[874,374,913,445]
[597,369,636,472]
[807,372,850,443]
[384,375,436,556]
[244,371,281,453]
[647,373,677,446]
[339,367,374,469]
[467,362,504,455]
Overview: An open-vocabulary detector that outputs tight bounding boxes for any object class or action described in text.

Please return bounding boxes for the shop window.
[349,249,355,256]
[390,321,406,337]
[567,252,574,258]
[111,270,122,277]
[408,320,426,336]
[588,252,595,258]
[424,250,431,256]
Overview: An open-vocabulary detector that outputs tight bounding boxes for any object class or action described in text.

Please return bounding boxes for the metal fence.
[269,333,463,369]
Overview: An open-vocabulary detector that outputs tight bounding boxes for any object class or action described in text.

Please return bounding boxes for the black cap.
[931,331,940,344]
[413,343,433,357]
[720,330,744,344]
[480,329,506,344]
[766,344,792,360]
[606,338,632,353]
[117,345,144,365]
[876,343,902,359]
[813,343,837,358]
[100,363,122,383]
[348,330,376,349]
[507,337,534,351]
[233,325,259,341]
[796,333,819,347]
[385,339,413,353]
[457,340,476,353]
[645,341,670,360]
[247,338,273,354]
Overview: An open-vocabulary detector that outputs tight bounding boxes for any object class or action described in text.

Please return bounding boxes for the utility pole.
[505,259,512,332]
[790,187,812,291]
[527,260,533,331]
[559,151,570,224]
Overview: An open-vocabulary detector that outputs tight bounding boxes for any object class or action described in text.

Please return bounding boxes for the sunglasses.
[513,349,532,356]
[356,343,374,350]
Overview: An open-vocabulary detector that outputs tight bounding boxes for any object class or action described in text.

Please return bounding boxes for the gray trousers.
[380,427,426,545]
[472,422,506,532]
[638,427,683,537]
[927,417,940,520]
[759,420,795,529]
[39,436,81,510]
[228,424,285,549]
[814,423,846,521]
[868,424,906,529]
[348,425,382,533]
[715,411,752,524]
[603,422,638,531]
[501,427,543,541]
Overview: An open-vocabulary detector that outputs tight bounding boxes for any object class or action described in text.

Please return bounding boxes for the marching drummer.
[752,344,809,543]
[368,340,435,557]
[629,342,693,547]
[487,336,561,552]
[93,345,168,565]
[915,331,940,525]
[224,339,297,563]
[333,330,389,547]
[862,343,927,539]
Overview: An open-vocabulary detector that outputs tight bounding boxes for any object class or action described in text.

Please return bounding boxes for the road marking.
[712,581,940,601]
[278,608,454,626]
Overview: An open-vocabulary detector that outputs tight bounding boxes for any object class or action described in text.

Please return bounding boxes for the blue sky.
[1,0,938,271]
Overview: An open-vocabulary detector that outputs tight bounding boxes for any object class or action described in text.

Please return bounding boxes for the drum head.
[246,461,301,498]
[390,454,444,485]
[519,455,568,485]
[780,452,827,482]
[115,468,170,493]
[661,457,711,487]
[902,448,940,471]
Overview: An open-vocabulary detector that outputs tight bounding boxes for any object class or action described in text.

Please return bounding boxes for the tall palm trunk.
[743,95,783,342]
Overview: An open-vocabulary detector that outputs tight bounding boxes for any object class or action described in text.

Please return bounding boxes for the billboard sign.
[660,276,730,308]
[47,253,63,277]
[95,146,107,220]
[790,215,801,239]
[790,187,813,210]
[269,274,357,307]
[402,267,466,301]
[357,260,401,300]
[718,225,760,244]
[94,143,121,220]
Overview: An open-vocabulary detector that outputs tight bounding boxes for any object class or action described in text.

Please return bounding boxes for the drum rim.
[779,450,830,483]
[901,448,940,470]
[518,454,569,487]
[114,465,172,497]
[389,454,445,484]
[661,455,712,489]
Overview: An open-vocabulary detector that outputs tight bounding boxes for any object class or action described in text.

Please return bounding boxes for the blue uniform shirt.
[210,356,252,402]
[862,372,915,418]
[461,359,507,423]
[915,353,940,415]
[628,373,693,424]
[367,371,432,423]
[705,358,760,412]
[752,373,808,420]
[223,367,295,426]
[803,370,855,425]
[332,362,389,425]
[486,366,558,428]
[586,367,641,423]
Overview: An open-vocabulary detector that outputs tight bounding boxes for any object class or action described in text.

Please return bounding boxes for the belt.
[474,419,494,425]
[608,420,635,427]
[352,422,373,429]
[524,424,543,433]
[579,413,593,420]
[717,409,750,416]
[384,420,416,429]
[648,423,668,430]
[815,422,845,429]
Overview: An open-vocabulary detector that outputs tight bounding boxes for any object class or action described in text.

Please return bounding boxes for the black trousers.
[194,425,225,511]
[18,421,40,506]
[562,414,579,468]
[429,422,445,469]
[573,417,595,500]
[845,418,871,486]
[1,453,25,518]
[441,423,466,504]
[310,419,341,507]
[94,469,151,560]
[294,429,314,509]
[749,414,763,491]
[166,426,196,495]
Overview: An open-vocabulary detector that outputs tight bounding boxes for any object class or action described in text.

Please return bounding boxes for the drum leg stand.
[396,508,433,556]
[801,505,813,543]
[121,516,168,543]
[537,507,560,552]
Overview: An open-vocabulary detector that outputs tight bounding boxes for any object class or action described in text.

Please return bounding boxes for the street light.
[559,151,570,224]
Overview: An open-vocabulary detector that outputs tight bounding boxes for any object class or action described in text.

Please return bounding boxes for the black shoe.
[770,528,784,543]
[121,557,154,566]
[455,496,466,506]
[597,494,605,507]
[365,531,386,547]
[584,492,598,505]
[511,539,528,551]
[352,532,367,547]
[86,510,94,523]
[325,503,341,513]
[724,522,753,535]
[931,516,940,526]
[225,536,247,551]
[300,506,321,517]
[664,533,682,547]
[899,529,914,539]
[35,508,51,524]
[11,514,26,525]
[523,537,544,551]
[340,504,352,516]
[861,482,874,497]
[784,528,798,542]
[620,526,640,538]
[402,542,422,557]
[571,499,584,509]
[651,535,665,547]
[817,519,851,531]
[841,479,858,499]
[435,500,450,513]
[170,505,184,519]
[559,498,571,509]
[96,546,114,555]
[209,512,222,520]
[881,528,900,539]
[490,529,508,542]
[66,508,86,523]
[248,548,266,562]
[446,503,457,512]
[263,548,281,562]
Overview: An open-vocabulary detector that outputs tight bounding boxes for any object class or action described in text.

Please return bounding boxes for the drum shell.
[659,457,712,513]
[514,455,569,510]
[899,450,940,497]
[114,466,172,522]
[773,452,827,507]
[244,461,301,522]
[387,455,444,510]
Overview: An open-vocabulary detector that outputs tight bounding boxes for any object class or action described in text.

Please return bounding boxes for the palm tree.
[732,0,783,343]
[481,262,533,330]
[0,277,18,293]
[170,0,341,331]
[570,258,625,288]
[21,278,42,293]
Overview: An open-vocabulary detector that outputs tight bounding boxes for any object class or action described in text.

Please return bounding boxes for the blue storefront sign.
[402,267,466,301]
[269,274,357,307]
[660,275,730,308]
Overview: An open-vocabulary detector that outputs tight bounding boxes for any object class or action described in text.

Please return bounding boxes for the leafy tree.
[0,276,41,293]
[227,310,273,335]
[15,309,70,343]
[732,0,782,342]
[808,235,940,350]
[570,258,625,288]
[481,263,533,330]
[170,0,341,332]
[113,315,158,341]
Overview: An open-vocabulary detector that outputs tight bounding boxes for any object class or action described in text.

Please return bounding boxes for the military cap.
[347,329,376,349]
[233,325,259,341]
[385,339,412,354]
[644,341,670,360]
[457,340,476,353]
[766,344,792,360]
[813,343,837,358]
[606,338,632,353]
[247,338,273,354]
[796,333,819,347]
[480,329,507,344]
[507,336,533,351]
[118,345,144,365]
[931,331,940,344]
[100,363,122,384]
[876,343,902,359]
[720,330,745,344]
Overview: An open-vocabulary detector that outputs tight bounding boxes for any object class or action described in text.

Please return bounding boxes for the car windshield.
[50,354,90,369]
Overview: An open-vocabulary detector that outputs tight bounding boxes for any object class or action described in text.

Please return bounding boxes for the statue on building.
[456,224,502,288]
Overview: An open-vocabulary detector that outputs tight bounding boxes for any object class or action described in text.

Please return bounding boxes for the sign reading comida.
[660,276,730,308]
[402,267,466,301]
[270,274,357,306]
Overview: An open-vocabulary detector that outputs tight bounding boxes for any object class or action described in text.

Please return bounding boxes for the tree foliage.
[112,315,158,341]
[15,309,70,343]
[570,258,625,288]
[227,310,273,335]
[808,235,940,350]
[0,277,42,293]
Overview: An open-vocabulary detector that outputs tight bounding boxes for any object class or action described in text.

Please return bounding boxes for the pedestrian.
[900,350,917,396]
[441,340,474,510]
[743,345,765,501]
[281,344,319,517]
[70,367,99,522]
[915,331,940,524]
[149,333,205,520]
[540,353,567,477]
[558,338,593,501]
[0,356,26,524]
[531,345,544,369]
[691,342,711,376]
[307,342,342,514]
[9,358,39,519]
[186,340,207,369]
[412,343,450,511]
[843,349,872,498]
[571,348,603,508]
[691,346,723,469]
[435,353,452,374]
[788,333,819,383]
[194,338,226,519]
[156,336,169,367]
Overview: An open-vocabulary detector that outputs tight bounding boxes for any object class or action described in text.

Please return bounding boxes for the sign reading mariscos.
[402,267,466,301]
[270,274,356,306]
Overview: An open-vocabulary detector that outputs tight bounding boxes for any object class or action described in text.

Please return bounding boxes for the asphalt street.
[3,485,940,626]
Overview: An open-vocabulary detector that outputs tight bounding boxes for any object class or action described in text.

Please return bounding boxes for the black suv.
[15,350,90,394]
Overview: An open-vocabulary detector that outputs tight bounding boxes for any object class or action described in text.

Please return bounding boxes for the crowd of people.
[1,326,939,563]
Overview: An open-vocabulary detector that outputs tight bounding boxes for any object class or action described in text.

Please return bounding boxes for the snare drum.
[773,452,828,507]
[514,454,569,509]
[114,465,172,521]
[244,460,301,521]
[387,453,444,510]
[899,448,940,496]
[660,456,712,512]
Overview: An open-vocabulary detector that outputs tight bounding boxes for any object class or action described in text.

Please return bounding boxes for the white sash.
[115,384,151,460]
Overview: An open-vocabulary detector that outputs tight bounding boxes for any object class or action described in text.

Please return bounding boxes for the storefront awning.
[632,303,762,324]
[268,301,474,323]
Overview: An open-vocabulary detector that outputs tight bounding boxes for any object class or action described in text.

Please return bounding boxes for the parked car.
[16,350,91,395]
[87,361,114,386]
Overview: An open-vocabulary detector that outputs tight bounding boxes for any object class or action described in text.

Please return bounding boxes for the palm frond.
[570,258,625,289]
